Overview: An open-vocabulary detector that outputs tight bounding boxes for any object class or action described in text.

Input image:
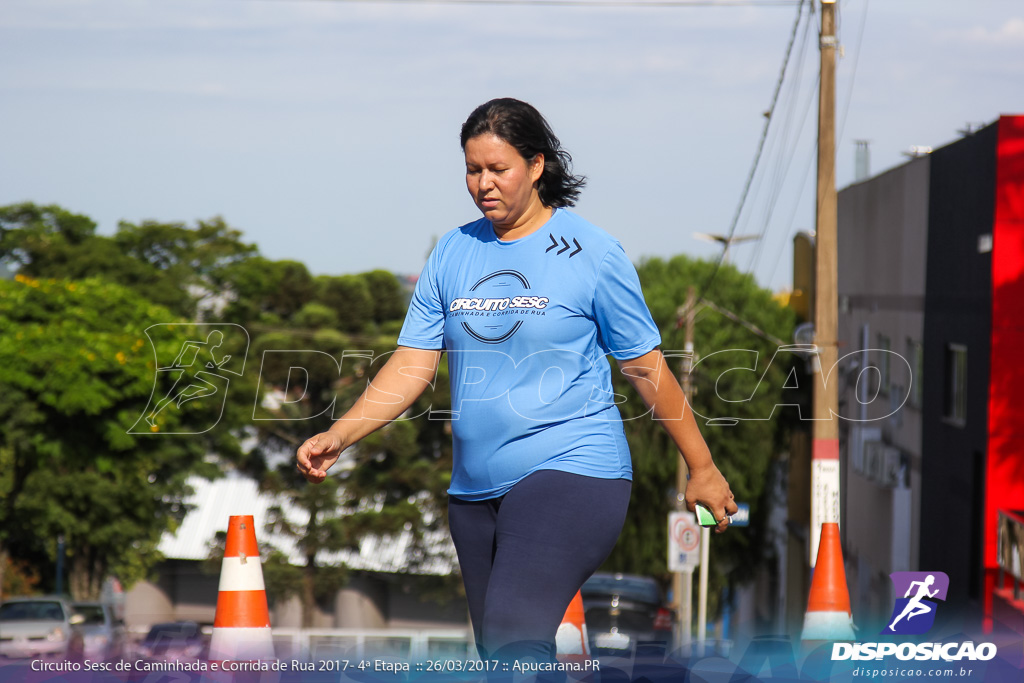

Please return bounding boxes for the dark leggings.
[448,469,631,665]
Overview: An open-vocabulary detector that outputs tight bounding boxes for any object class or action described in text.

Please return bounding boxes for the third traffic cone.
[555,590,590,662]
[208,515,276,664]
[801,522,855,641]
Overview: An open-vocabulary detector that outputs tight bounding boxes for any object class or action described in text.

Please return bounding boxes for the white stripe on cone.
[555,623,588,656]
[208,627,276,662]
[218,557,267,592]
[801,610,856,641]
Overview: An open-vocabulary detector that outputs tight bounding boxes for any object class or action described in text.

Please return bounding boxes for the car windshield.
[73,604,107,626]
[585,605,658,632]
[144,623,199,642]
[582,575,661,605]
[0,601,65,622]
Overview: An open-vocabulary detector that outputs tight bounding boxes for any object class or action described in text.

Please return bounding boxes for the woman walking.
[296,97,736,668]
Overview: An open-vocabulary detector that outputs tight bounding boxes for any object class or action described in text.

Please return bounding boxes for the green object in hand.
[694,502,718,528]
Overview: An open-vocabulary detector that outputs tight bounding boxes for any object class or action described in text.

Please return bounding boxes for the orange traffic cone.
[208,515,276,664]
[801,522,855,641]
[555,590,590,662]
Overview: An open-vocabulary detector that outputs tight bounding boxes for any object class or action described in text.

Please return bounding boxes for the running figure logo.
[130,323,249,434]
[882,571,950,635]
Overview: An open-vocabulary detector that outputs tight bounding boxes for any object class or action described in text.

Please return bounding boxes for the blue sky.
[1,0,1022,291]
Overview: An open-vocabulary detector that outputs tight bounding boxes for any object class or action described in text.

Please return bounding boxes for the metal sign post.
[697,526,710,650]
[669,512,701,647]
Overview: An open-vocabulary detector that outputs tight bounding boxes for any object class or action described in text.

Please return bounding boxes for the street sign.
[811,456,841,566]
[730,503,750,527]
[668,511,701,571]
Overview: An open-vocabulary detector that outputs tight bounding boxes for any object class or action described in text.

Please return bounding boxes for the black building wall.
[920,123,997,618]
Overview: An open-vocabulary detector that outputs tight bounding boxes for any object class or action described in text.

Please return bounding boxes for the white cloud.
[947,17,1024,45]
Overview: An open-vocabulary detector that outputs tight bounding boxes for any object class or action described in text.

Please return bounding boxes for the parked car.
[0,596,84,661]
[580,573,674,657]
[71,601,126,662]
[133,621,206,664]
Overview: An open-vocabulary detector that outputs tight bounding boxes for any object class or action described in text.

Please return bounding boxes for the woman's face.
[464,133,544,231]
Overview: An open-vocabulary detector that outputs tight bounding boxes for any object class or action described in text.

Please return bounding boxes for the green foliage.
[216,258,316,323]
[267,261,316,320]
[0,203,98,256]
[0,205,257,318]
[0,553,41,597]
[292,302,339,330]
[314,274,374,333]
[0,201,442,613]
[114,216,255,280]
[361,270,406,324]
[0,275,231,598]
[259,549,305,608]
[605,256,798,608]
[0,204,156,304]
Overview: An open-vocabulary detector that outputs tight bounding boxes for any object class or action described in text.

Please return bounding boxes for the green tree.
[292,302,339,331]
[605,256,798,611]
[314,274,374,333]
[217,258,317,325]
[361,269,406,324]
[0,203,257,319]
[0,202,450,611]
[0,275,237,599]
[0,203,154,301]
[113,216,258,317]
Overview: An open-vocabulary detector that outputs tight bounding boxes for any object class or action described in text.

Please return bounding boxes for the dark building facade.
[919,123,996,614]
[837,115,1024,632]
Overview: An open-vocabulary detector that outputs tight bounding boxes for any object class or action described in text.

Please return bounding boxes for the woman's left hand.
[684,462,738,534]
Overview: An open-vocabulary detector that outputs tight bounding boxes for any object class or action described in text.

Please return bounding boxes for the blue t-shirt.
[398,208,661,500]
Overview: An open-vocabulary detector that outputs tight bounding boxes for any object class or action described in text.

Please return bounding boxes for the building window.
[877,334,891,394]
[907,338,923,409]
[944,344,967,425]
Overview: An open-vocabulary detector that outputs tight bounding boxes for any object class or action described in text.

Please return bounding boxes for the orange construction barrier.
[801,522,856,641]
[208,515,276,664]
[555,590,590,661]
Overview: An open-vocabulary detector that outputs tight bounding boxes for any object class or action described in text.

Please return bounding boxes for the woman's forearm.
[619,348,714,473]
[328,346,442,444]
[620,347,737,529]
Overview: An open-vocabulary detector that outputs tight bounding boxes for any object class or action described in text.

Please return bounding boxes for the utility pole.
[674,285,697,646]
[810,0,840,566]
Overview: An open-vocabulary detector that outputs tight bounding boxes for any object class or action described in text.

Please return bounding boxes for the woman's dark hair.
[460,98,586,208]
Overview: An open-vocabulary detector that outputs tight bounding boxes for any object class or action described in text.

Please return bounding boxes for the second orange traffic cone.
[801,522,855,641]
[208,515,276,663]
[555,590,590,662]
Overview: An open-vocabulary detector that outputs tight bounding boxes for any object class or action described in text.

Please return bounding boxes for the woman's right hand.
[296,431,347,483]
[684,462,737,534]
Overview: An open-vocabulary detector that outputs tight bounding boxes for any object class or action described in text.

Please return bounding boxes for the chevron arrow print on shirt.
[545,233,583,258]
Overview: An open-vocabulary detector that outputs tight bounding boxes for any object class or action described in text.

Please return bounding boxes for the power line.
[701,299,787,346]
[249,0,799,7]
[760,0,870,290]
[689,0,807,308]
[739,1,817,276]
[838,0,870,146]
[735,0,813,274]
[676,298,786,346]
